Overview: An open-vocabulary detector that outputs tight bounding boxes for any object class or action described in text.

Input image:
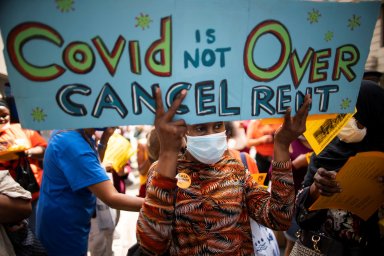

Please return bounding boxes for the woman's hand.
[154,87,187,155]
[154,87,187,178]
[309,168,341,201]
[274,94,311,149]
[273,94,311,162]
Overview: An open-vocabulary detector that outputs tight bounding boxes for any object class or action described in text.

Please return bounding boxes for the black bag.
[15,156,40,194]
[6,220,47,256]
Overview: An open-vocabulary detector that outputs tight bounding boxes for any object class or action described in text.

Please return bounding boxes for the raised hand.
[274,94,311,148]
[154,87,187,178]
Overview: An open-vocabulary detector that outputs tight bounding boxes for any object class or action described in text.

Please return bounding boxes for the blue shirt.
[36,130,109,255]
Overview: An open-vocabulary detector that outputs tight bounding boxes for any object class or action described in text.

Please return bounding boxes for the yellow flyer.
[309,151,384,221]
[251,173,267,188]
[304,110,356,155]
[103,133,136,172]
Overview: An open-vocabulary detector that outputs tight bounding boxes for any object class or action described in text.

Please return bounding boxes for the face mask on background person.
[337,117,367,143]
[186,131,228,164]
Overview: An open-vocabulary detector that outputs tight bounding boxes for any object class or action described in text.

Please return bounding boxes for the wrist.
[271,159,292,170]
[25,150,32,158]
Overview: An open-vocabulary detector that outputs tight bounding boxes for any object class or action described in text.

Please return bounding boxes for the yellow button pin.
[176,173,191,189]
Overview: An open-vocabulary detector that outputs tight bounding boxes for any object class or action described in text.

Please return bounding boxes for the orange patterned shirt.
[137,153,294,256]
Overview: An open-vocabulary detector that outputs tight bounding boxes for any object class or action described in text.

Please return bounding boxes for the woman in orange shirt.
[0,98,47,233]
[246,120,281,185]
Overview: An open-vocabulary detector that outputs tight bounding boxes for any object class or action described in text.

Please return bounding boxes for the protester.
[246,119,281,185]
[137,127,161,198]
[0,98,47,234]
[36,127,144,256]
[1,170,47,255]
[1,170,31,256]
[295,80,384,255]
[135,88,311,255]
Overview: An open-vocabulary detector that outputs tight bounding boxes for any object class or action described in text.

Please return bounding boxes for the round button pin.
[176,173,191,189]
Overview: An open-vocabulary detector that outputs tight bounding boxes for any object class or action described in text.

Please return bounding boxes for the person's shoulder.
[50,130,82,145]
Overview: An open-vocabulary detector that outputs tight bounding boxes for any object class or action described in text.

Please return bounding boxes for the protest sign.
[0,0,380,130]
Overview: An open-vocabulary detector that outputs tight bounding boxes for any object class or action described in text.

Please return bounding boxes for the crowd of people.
[1,79,384,256]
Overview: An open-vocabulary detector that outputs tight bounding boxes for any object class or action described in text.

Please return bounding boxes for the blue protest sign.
[0,0,379,129]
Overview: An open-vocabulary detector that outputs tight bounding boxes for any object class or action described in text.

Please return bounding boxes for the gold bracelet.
[271,159,292,170]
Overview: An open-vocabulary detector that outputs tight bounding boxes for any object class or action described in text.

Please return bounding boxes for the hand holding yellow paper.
[102,133,135,172]
[309,151,384,221]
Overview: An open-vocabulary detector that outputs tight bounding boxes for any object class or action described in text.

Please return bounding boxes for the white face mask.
[186,131,228,164]
[337,117,367,143]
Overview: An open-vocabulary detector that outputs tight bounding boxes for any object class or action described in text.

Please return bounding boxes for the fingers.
[155,87,187,122]
[155,87,165,117]
[314,168,341,196]
[294,94,311,127]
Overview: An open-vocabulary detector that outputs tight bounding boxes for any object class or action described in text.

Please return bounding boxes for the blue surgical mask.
[186,131,228,164]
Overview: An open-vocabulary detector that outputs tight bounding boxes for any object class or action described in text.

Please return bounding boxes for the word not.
[184,29,231,68]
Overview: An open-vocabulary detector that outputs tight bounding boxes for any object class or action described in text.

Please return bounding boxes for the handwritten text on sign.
[0,0,379,129]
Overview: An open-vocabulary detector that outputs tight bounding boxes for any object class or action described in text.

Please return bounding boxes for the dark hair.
[0,98,9,109]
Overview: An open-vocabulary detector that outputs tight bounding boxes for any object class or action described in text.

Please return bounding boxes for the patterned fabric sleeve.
[246,167,295,231]
[136,164,177,255]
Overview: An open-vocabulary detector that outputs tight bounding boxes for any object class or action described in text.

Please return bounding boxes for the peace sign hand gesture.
[154,87,187,178]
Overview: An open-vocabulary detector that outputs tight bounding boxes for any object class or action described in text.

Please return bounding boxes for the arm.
[24,130,47,160]
[97,127,116,162]
[0,195,32,224]
[246,121,273,148]
[248,95,311,229]
[88,180,143,211]
[136,88,187,254]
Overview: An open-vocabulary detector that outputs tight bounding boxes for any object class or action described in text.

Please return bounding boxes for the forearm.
[156,150,179,178]
[273,141,290,162]
[137,171,177,254]
[247,169,294,231]
[25,146,45,160]
[0,195,32,224]
[107,193,144,212]
[268,169,294,230]
[246,137,264,148]
[88,180,143,211]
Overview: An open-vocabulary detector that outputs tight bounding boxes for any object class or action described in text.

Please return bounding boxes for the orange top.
[247,120,281,157]
[228,149,259,174]
[0,124,47,200]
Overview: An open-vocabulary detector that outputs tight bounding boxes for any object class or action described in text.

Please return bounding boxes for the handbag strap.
[240,152,248,170]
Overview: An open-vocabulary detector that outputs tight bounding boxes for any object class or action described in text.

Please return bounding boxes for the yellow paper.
[251,173,267,186]
[309,151,384,221]
[304,110,356,155]
[261,113,337,125]
[102,133,135,172]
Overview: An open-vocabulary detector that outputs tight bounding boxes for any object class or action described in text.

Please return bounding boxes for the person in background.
[137,127,161,198]
[135,88,311,255]
[36,127,144,256]
[225,121,258,175]
[246,119,281,185]
[363,70,382,86]
[0,98,47,234]
[295,80,384,255]
[0,170,32,255]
